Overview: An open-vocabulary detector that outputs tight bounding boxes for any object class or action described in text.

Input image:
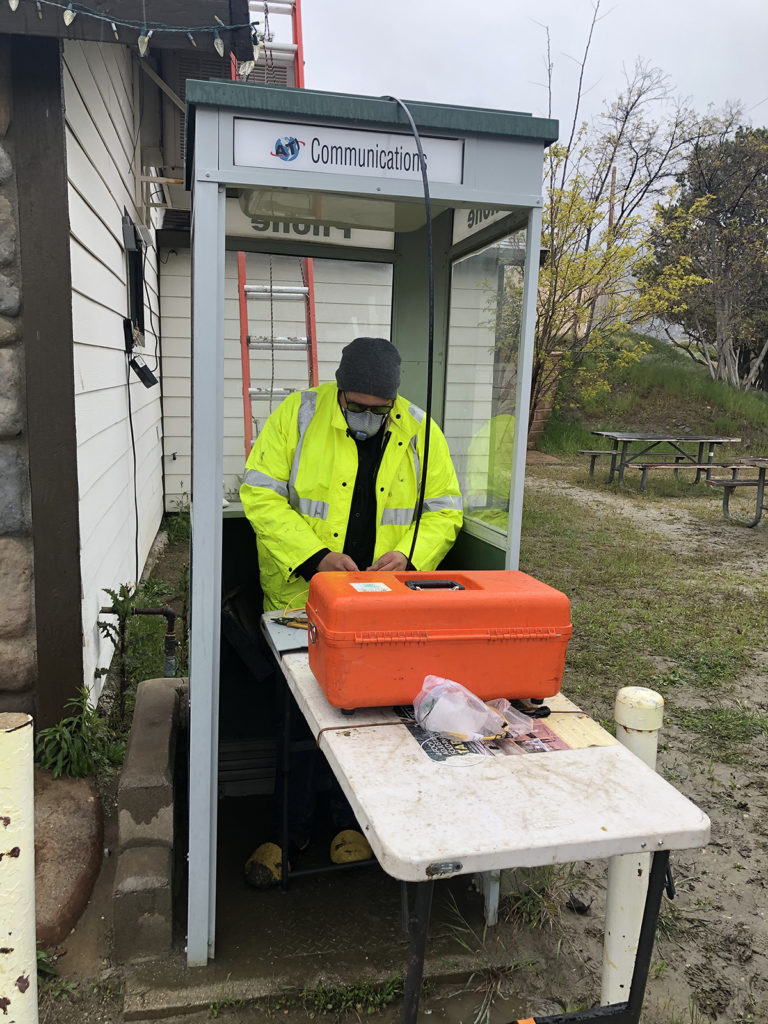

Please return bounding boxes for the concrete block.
[0,272,19,317]
[117,679,181,851]
[0,143,11,183]
[113,846,173,962]
[0,194,16,266]
[0,636,36,691]
[0,346,22,436]
[0,537,33,637]
[0,315,18,346]
[0,444,26,533]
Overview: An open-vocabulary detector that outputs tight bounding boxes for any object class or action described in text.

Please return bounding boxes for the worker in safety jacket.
[239,337,463,887]
[240,337,463,612]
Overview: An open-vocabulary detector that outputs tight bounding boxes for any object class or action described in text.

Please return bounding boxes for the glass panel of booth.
[444,229,526,545]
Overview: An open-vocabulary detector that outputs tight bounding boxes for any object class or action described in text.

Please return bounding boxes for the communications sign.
[233,119,464,184]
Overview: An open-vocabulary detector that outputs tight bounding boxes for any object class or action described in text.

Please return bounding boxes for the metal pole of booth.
[505,203,543,571]
[187,118,227,965]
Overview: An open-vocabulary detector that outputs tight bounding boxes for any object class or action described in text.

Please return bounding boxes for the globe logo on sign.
[271,137,304,161]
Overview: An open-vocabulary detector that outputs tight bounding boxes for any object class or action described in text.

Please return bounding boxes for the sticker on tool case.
[350,582,391,592]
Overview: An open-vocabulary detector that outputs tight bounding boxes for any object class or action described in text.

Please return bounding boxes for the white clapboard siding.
[160,249,394,507]
[64,40,164,697]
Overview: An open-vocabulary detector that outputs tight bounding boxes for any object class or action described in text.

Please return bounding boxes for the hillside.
[539,338,768,458]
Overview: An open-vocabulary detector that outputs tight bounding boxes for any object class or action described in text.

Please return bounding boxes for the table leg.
[519,851,670,1023]
[607,442,620,483]
[694,441,709,483]
[625,850,670,1022]
[280,681,291,892]
[400,882,410,935]
[402,880,434,1024]
[616,442,630,485]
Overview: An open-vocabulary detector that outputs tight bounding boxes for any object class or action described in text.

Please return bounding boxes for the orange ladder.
[235,0,318,456]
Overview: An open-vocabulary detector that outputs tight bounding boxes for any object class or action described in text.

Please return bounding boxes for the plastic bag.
[414,675,509,742]
[487,698,536,738]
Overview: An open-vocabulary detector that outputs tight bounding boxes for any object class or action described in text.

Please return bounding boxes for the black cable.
[383,97,434,568]
[126,354,140,582]
[142,244,162,373]
[142,241,167,506]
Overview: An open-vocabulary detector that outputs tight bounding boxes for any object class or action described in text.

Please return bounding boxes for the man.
[240,337,462,886]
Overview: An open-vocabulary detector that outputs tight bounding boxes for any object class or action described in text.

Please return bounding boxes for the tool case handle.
[404,579,465,591]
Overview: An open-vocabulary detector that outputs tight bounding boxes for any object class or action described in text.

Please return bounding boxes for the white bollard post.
[0,714,39,1024]
[601,687,664,1007]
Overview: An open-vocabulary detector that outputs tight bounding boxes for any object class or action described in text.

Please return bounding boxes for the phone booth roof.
[184,80,558,245]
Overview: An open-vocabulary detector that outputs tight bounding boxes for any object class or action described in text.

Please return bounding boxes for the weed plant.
[163,492,191,544]
[37,552,189,783]
[35,686,125,780]
[500,864,581,931]
[96,563,189,732]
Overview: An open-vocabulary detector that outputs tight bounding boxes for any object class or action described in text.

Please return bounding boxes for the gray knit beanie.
[335,338,401,400]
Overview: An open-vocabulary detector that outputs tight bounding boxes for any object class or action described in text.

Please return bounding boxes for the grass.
[265,977,408,1017]
[669,705,768,764]
[518,486,768,722]
[442,892,539,1024]
[500,864,582,931]
[660,1000,713,1024]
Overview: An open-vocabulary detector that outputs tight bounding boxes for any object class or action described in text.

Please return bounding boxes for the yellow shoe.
[330,829,372,865]
[244,842,287,888]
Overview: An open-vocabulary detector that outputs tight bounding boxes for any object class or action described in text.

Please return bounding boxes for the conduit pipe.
[601,686,665,1005]
[131,607,178,678]
[0,713,39,1024]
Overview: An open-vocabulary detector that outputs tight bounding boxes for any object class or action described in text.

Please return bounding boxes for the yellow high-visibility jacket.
[240,382,463,611]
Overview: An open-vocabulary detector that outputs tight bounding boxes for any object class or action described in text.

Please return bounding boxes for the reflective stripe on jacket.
[240,381,463,611]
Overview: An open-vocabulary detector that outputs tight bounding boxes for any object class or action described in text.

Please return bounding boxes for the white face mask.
[344,408,387,440]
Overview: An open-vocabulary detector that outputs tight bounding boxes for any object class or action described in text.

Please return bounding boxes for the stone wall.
[0,39,37,717]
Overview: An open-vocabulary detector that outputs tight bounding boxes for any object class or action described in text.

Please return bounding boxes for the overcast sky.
[281,0,768,135]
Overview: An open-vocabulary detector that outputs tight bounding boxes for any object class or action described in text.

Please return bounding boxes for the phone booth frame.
[184,79,557,964]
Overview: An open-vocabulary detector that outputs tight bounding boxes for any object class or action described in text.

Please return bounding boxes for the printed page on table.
[394,706,570,762]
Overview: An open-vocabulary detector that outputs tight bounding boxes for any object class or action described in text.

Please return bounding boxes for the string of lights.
[5,0,263,58]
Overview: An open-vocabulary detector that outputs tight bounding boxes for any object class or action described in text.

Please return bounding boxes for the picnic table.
[587,431,742,486]
[262,613,710,1024]
[705,457,768,527]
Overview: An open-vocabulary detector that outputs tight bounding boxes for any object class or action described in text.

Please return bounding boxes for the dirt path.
[525,475,768,575]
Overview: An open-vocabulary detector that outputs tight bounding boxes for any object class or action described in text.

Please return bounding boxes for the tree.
[528,4,704,420]
[639,125,768,390]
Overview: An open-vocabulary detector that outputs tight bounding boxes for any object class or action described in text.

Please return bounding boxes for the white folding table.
[262,614,710,1024]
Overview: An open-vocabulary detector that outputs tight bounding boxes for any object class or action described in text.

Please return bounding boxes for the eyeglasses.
[342,392,394,416]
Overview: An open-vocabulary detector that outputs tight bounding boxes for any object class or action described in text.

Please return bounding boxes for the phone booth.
[184,79,557,964]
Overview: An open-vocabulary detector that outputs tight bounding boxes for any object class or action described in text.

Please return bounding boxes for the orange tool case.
[306,570,572,711]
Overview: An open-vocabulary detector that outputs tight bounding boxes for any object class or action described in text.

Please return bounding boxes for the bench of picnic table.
[705,471,767,528]
[578,449,616,476]
[579,450,700,478]
[629,461,728,491]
